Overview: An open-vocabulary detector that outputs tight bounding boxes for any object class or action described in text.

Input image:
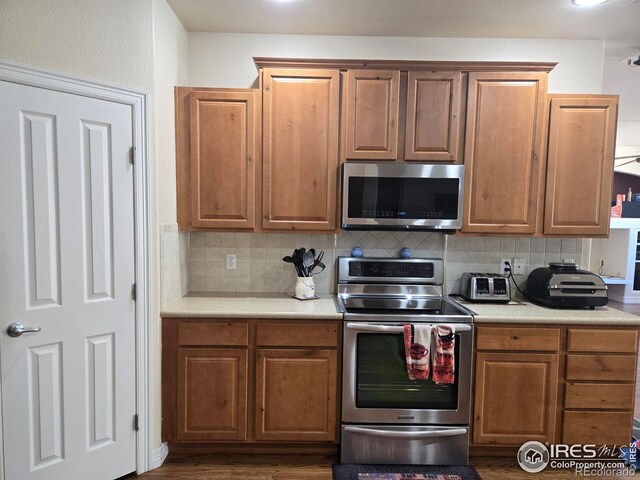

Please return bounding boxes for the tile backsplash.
[444,235,584,296]
[180,229,587,297]
[336,231,444,259]
[160,224,189,306]
[189,232,337,295]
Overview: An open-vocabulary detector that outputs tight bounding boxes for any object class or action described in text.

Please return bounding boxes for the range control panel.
[460,273,511,303]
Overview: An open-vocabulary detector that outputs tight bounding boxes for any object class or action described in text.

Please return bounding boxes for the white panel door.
[0,81,136,480]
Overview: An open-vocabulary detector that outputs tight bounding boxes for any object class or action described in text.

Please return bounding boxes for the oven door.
[342,322,472,425]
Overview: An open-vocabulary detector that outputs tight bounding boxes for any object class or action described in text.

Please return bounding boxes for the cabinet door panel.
[544,96,618,236]
[473,352,559,444]
[256,323,339,347]
[476,326,561,352]
[345,70,400,160]
[405,71,462,162]
[177,348,248,441]
[567,328,638,353]
[189,90,257,229]
[178,322,249,347]
[255,349,337,442]
[463,72,547,234]
[565,383,634,410]
[566,354,636,382]
[262,69,339,230]
[563,411,632,445]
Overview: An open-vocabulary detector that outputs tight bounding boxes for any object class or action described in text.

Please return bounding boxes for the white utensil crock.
[294,276,315,299]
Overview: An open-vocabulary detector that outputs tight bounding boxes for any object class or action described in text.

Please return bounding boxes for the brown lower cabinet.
[473,351,560,444]
[163,318,341,448]
[473,324,639,449]
[177,348,248,442]
[255,348,337,441]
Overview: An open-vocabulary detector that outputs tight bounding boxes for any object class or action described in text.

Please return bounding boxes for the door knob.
[6,322,42,337]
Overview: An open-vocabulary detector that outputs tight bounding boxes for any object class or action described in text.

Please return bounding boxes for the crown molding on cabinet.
[253,57,557,72]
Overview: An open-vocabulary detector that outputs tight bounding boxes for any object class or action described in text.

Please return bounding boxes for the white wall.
[152,0,188,450]
[0,0,154,90]
[603,41,640,174]
[154,0,189,225]
[188,33,605,93]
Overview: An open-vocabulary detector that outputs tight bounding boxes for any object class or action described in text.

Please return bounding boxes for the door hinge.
[134,413,139,432]
[129,146,136,165]
[131,282,137,301]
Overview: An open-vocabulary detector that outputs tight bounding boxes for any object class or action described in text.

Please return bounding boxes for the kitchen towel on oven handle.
[432,324,456,384]
[403,324,431,380]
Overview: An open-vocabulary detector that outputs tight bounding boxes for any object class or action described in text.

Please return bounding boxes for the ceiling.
[167,0,640,48]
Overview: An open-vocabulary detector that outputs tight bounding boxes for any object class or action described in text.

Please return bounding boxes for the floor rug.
[332,463,482,480]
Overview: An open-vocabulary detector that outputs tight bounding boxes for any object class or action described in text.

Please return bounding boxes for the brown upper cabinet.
[176,87,260,231]
[176,68,341,232]
[462,72,548,234]
[405,71,463,162]
[177,59,617,237]
[543,95,618,236]
[343,69,463,162]
[262,68,340,231]
[345,70,400,160]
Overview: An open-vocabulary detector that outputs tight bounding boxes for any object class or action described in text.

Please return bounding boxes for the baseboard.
[150,442,169,470]
[167,442,338,455]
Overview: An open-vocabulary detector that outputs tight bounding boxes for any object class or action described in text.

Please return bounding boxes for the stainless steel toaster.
[460,272,511,303]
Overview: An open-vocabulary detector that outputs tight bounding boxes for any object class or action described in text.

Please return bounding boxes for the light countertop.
[161,292,342,319]
[456,298,640,325]
[162,292,640,325]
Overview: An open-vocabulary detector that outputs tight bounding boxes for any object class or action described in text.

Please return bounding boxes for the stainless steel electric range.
[336,257,475,466]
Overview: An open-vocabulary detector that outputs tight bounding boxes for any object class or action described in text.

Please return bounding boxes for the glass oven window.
[356,333,459,409]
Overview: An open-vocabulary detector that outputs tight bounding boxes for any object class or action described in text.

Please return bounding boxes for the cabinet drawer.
[567,328,638,353]
[256,323,338,347]
[563,411,632,445]
[178,322,249,346]
[565,354,636,381]
[476,327,561,352]
[564,383,635,410]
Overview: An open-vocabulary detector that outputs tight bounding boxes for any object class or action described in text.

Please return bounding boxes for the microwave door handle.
[343,426,468,439]
[345,323,472,333]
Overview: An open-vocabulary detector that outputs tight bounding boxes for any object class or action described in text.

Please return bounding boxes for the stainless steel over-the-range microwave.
[341,163,465,230]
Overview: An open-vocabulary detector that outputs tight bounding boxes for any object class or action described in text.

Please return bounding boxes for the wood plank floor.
[129,454,630,480]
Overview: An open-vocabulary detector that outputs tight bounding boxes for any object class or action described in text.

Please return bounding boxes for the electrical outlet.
[226,253,237,270]
[513,258,526,275]
[500,258,511,274]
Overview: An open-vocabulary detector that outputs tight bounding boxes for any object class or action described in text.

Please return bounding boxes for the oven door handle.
[343,426,468,439]
[345,323,472,333]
